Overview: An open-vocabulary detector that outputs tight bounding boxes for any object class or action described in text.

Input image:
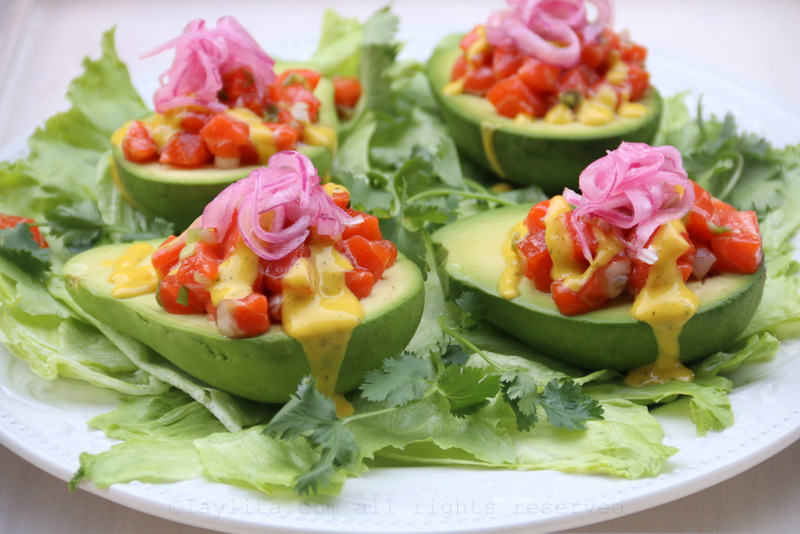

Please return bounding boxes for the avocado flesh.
[63,241,425,403]
[112,72,338,230]
[426,34,663,193]
[431,205,766,371]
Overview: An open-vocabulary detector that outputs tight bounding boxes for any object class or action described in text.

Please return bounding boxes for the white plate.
[2,48,800,534]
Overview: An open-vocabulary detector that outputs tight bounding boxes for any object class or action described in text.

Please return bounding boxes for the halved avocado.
[62,241,425,403]
[431,204,766,371]
[426,34,663,193]
[112,71,338,230]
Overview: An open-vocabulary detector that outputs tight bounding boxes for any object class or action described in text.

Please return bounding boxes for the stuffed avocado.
[432,143,765,384]
[65,151,424,412]
[426,0,661,192]
[110,17,352,229]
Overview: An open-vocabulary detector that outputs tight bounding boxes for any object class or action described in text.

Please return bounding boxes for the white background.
[1,0,800,532]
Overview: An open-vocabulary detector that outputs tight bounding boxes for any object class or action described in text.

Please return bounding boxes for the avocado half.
[431,204,766,371]
[63,241,425,404]
[426,34,663,193]
[112,71,338,230]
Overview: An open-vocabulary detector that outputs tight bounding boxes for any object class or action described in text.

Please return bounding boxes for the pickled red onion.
[486,0,612,68]
[562,142,695,263]
[143,16,275,113]
[201,151,358,261]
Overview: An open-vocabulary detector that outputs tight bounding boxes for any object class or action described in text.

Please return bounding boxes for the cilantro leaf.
[438,365,501,417]
[359,352,434,407]
[539,379,604,431]
[454,292,484,330]
[45,200,106,252]
[264,379,359,495]
[0,223,51,279]
[441,343,471,366]
[500,370,541,432]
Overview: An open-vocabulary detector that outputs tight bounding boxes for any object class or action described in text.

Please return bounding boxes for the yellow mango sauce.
[499,199,698,386]
[107,236,364,417]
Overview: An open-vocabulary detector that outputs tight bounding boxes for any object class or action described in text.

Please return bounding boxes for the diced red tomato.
[175,241,220,287]
[332,76,362,109]
[344,267,375,299]
[157,274,209,315]
[336,235,397,281]
[626,64,650,101]
[551,274,609,316]
[620,41,648,63]
[277,68,322,91]
[325,184,351,210]
[159,132,212,168]
[487,74,546,118]
[220,67,263,115]
[517,57,561,93]
[492,46,523,79]
[516,226,552,292]
[178,109,215,132]
[121,121,158,163]
[342,209,383,241]
[216,292,270,338]
[685,182,718,243]
[151,234,185,277]
[199,114,251,159]
[463,66,497,96]
[272,123,300,152]
[0,214,48,248]
[710,210,762,274]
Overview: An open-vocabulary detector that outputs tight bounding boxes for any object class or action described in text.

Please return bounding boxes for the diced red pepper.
[121,121,158,163]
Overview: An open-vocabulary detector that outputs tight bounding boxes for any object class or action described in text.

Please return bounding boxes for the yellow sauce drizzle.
[544,196,585,284]
[479,121,506,178]
[208,237,260,307]
[498,221,529,299]
[281,242,365,417]
[106,243,160,298]
[625,220,698,386]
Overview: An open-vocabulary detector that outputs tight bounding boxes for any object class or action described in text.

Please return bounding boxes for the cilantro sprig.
[265,292,603,495]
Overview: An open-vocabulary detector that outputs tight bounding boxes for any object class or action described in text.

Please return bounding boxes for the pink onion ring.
[562,142,695,263]
[201,151,359,261]
[142,16,276,113]
[486,0,612,68]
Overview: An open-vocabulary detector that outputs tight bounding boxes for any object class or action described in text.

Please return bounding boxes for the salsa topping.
[504,142,763,385]
[447,0,651,125]
[114,17,341,170]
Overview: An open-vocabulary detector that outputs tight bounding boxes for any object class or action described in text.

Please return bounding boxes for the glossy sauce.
[106,243,159,298]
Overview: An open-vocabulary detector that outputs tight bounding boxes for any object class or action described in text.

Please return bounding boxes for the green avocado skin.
[432,205,766,371]
[63,241,425,404]
[426,34,663,193]
[112,72,337,230]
